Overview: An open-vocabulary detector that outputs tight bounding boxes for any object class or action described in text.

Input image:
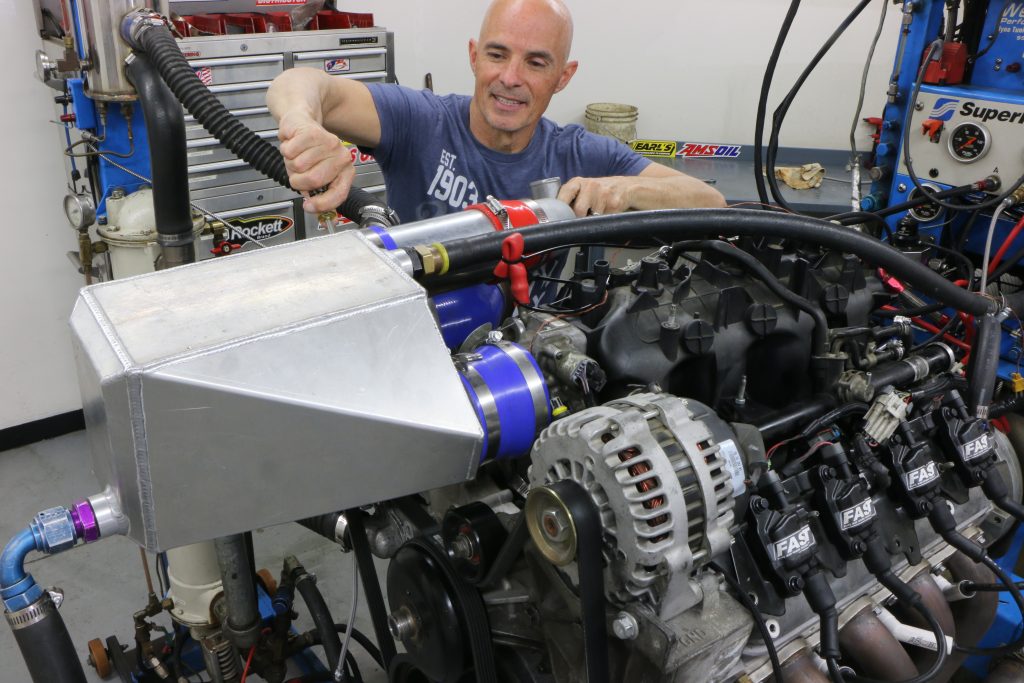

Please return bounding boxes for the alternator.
[529,393,738,619]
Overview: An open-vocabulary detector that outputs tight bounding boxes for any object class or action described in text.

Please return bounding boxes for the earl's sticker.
[324,58,351,74]
[629,140,677,158]
[773,525,815,561]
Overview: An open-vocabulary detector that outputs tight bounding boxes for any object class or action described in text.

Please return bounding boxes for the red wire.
[240,645,256,683]
[988,213,1024,274]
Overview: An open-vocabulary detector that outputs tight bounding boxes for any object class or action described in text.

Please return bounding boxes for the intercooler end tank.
[70,231,484,552]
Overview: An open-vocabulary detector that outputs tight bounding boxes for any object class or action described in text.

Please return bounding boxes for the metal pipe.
[838,607,918,680]
[987,657,1024,683]
[780,649,831,683]
[933,552,1001,683]
[903,572,956,673]
[213,535,260,650]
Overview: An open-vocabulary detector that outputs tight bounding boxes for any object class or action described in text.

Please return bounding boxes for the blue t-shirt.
[364,84,650,222]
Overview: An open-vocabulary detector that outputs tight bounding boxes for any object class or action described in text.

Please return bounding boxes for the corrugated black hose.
[128,18,386,223]
[432,210,997,318]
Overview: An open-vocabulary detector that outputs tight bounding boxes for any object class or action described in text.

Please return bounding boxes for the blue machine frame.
[871,0,1024,667]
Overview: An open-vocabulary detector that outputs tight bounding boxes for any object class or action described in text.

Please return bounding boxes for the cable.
[825,602,948,683]
[239,644,256,683]
[766,0,873,211]
[754,0,803,207]
[903,41,1024,212]
[332,553,360,682]
[988,213,1024,274]
[849,0,890,202]
[982,200,1015,291]
[709,561,783,682]
[95,151,269,250]
[971,0,1012,61]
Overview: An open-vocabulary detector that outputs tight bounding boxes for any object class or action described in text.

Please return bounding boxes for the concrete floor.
[0,430,388,682]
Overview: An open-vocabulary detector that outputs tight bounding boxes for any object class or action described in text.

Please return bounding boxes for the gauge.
[63,193,96,230]
[907,184,945,222]
[947,122,991,163]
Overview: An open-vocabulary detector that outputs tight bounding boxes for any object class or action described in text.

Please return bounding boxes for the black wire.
[754,0,803,207]
[766,0,873,211]
[927,242,975,288]
[971,0,1012,61]
[825,594,948,683]
[40,8,65,38]
[952,555,1024,656]
[831,211,895,238]
[903,41,1024,212]
[911,310,961,351]
[709,561,784,682]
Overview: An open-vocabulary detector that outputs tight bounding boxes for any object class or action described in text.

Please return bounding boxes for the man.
[267,0,724,222]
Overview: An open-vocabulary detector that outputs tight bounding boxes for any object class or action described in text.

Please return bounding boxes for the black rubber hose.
[434,209,998,317]
[766,0,873,210]
[754,0,802,207]
[298,513,343,543]
[830,185,979,225]
[966,313,1003,417]
[293,569,343,671]
[131,21,385,223]
[8,593,87,683]
[124,53,192,242]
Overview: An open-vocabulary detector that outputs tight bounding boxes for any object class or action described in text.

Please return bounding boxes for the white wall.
[341,0,904,148]
[1,0,904,429]
[0,0,86,430]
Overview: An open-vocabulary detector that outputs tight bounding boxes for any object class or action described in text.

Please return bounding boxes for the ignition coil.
[748,470,841,660]
[933,389,1024,522]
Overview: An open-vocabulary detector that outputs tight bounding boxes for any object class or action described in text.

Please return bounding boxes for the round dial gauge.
[63,193,96,230]
[908,184,944,222]
[948,122,990,163]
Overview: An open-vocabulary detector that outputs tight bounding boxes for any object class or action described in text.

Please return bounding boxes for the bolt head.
[541,508,571,542]
[612,612,639,640]
[788,576,805,592]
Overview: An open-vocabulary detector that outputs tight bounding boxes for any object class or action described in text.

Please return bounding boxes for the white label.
[839,499,876,530]
[773,525,815,561]
[904,462,940,490]
[187,150,215,158]
[718,439,746,497]
[960,433,992,461]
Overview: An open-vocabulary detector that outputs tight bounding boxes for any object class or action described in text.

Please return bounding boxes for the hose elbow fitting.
[120,8,166,50]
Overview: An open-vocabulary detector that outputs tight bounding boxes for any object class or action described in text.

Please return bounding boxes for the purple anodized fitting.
[69,500,100,543]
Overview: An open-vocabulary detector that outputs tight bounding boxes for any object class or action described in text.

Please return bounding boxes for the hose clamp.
[121,9,168,50]
[359,204,399,229]
[157,230,197,248]
[5,592,55,631]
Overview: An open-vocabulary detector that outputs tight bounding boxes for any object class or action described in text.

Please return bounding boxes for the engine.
[371,234,1024,683]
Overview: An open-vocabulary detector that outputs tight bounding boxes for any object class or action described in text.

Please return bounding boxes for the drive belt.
[546,480,609,683]
[346,508,398,668]
[406,536,498,683]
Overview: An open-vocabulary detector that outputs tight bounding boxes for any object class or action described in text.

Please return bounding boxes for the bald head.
[479,0,574,65]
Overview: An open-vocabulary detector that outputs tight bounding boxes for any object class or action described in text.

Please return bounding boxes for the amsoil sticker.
[677,143,742,158]
[227,214,294,243]
[324,58,351,74]
[630,140,677,158]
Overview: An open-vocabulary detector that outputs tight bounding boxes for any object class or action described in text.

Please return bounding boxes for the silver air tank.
[79,0,147,101]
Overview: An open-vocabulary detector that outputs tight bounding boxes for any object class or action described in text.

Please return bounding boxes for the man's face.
[468,2,577,149]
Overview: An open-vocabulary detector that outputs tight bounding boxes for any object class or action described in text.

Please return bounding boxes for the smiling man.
[267,0,724,222]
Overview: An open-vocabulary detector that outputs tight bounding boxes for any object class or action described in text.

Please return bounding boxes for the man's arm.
[266,67,381,212]
[557,163,726,217]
